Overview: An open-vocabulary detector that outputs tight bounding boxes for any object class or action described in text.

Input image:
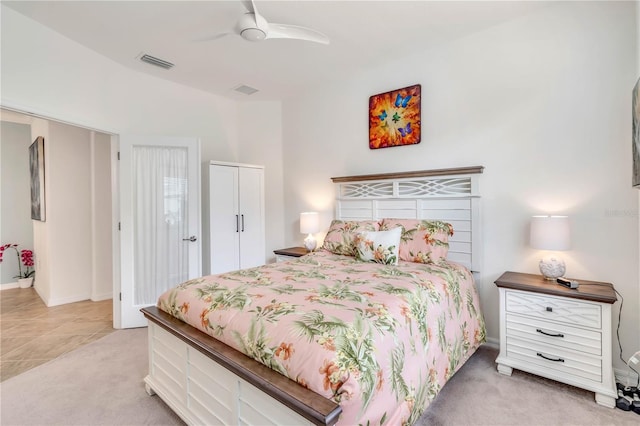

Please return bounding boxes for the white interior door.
[119,135,201,328]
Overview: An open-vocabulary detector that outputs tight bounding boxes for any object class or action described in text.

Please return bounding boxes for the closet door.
[210,165,240,274]
[238,166,265,269]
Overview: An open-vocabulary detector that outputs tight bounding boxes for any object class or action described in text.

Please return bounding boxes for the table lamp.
[530,215,570,280]
[300,212,320,251]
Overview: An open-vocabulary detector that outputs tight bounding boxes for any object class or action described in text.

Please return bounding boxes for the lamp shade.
[300,212,320,234]
[530,215,570,251]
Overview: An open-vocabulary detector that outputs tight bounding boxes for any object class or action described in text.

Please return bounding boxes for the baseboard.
[484,336,499,349]
[91,292,112,302]
[0,282,20,290]
[45,293,92,307]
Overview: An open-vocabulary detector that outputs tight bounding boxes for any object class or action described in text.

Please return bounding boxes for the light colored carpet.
[0,328,182,426]
[417,346,637,426]
[1,329,637,425]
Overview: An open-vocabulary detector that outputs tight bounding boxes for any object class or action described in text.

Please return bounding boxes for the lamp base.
[539,255,566,280]
[303,234,317,252]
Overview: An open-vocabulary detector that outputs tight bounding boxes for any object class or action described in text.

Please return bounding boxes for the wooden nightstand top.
[273,247,309,257]
[495,271,616,304]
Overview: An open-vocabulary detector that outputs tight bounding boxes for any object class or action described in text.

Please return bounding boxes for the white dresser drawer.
[505,313,601,356]
[505,291,601,329]
[506,336,602,382]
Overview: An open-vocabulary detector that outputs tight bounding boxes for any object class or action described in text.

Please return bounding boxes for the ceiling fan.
[206,0,330,45]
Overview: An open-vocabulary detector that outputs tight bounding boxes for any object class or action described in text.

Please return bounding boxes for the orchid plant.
[0,244,35,279]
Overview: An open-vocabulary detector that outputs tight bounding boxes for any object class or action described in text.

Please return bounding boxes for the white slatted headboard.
[332,166,483,273]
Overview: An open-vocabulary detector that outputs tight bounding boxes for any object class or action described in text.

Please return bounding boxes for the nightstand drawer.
[505,291,601,329]
[506,336,602,382]
[505,313,601,356]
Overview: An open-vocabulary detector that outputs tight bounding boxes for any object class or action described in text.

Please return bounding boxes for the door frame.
[1,104,122,321]
[0,102,203,330]
[111,135,122,328]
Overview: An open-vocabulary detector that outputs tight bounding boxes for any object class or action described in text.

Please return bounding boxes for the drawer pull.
[536,352,564,363]
[536,329,564,338]
[545,307,553,312]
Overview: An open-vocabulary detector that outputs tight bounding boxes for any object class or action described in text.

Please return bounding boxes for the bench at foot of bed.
[142,306,342,426]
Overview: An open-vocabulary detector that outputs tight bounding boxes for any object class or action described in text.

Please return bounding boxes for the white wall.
[202,101,284,273]
[92,132,113,300]
[0,121,34,285]
[46,122,93,304]
[0,5,249,289]
[0,6,239,163]
[238,101,285,262]
[0,4,290,277]
[282,1,639,371]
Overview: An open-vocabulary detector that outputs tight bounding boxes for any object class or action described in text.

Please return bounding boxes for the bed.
[141,166,485,425]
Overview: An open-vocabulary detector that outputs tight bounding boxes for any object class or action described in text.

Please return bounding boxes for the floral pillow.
[380,219,453,264]
[355,227,402,265]
[321,220,380,256]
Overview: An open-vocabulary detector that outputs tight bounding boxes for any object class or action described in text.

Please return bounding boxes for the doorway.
[0,109,114,307]
[1,108,203,330]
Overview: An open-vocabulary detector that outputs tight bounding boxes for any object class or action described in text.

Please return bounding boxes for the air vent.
[233,84,259,95]
[139,53,174,70]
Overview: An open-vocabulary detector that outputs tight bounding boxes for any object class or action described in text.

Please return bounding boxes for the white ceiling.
[3,0,553,101]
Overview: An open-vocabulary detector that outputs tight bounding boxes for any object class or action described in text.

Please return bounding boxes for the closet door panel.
[210,165,240,274]
[238,167,265,269]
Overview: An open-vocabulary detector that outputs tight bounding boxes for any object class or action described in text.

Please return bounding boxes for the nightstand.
[494,271,617,408]
[273,247,309,262]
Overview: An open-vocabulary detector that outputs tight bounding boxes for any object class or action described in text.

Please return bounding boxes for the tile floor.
[0,287,114,381]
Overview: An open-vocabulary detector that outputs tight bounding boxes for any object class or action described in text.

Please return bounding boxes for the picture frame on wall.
[369,84,421,149]
[29,136,45,221]
[633,77,640,188]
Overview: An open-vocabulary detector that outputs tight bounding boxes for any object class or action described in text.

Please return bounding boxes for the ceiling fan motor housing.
[237,13,268,41]
[241,27,266,41]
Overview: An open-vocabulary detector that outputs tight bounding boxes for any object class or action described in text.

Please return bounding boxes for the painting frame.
[633,78,640,188]
[29,136,46,221]
[369,84,421,150]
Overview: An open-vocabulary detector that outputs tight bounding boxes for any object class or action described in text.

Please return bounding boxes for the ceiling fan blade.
[240,0,258,26]
[193,32,231,42]
[266,23,330,45]
[240,0,256,13]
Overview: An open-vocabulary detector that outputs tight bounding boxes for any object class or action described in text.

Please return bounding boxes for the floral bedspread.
[157,250,485,425]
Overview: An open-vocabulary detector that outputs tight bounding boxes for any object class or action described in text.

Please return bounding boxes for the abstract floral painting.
[369,84,421,149]
[29,136,45,221]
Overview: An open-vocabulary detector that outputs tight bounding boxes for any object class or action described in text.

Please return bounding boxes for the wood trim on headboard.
[331,166,484,183]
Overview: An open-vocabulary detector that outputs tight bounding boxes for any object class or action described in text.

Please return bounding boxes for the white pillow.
[355,227,402,265]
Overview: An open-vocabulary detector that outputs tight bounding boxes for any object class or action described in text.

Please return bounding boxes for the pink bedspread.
[157,250,485,425]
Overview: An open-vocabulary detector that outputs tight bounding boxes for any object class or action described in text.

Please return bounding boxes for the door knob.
[182,236,197,242]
